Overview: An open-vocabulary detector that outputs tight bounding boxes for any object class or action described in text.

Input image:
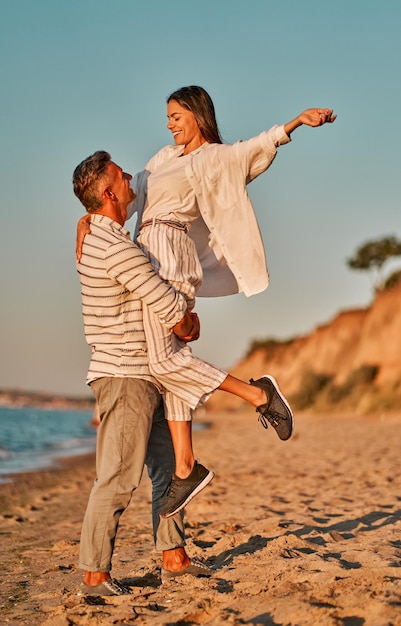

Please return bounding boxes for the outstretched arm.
[284,108,336,136]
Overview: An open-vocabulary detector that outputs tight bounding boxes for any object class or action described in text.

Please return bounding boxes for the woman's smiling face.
[166,100,205,155]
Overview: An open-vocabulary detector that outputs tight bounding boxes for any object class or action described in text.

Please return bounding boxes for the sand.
[1,407,401,626]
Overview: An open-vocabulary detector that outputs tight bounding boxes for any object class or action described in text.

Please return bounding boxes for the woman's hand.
[76,214,92,262]
[298,108,336,127]
[284,108,336,135]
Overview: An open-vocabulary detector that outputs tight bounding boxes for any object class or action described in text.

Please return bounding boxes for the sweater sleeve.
[105,240,187,328]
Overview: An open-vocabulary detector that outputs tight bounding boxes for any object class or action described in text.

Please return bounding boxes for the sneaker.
[159,461,214,518]
[78,578,132,596]
[250,374,294,441]
[161,558,214,583]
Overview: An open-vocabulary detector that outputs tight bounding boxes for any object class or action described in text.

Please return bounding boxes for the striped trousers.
[137,221,227,421]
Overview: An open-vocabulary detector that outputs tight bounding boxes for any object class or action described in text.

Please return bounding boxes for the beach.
[1,407,401,626]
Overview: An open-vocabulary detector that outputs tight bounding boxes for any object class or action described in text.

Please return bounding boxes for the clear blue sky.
[1,0,400,397]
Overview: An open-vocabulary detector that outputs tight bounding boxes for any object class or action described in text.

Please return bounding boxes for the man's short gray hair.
[73,150,111,212]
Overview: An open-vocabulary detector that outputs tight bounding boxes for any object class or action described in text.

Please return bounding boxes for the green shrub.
[291,365,379,410]
[290,369,332,410]
[344,364,379,388]
[245,336,295,358]
[384,268,401,290]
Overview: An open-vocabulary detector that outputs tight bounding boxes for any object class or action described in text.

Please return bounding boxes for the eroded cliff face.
[206,282,401,412]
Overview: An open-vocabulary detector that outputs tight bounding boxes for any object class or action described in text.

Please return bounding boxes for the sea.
[0,406,96,482]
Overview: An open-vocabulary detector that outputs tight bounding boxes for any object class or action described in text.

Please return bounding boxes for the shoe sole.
[263,374,294,439]
[160,470,214,519]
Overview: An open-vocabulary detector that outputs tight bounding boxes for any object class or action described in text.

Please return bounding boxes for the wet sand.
[1,408,401,625]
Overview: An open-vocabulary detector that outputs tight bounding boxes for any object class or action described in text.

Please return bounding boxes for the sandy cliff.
[207,281,401,413]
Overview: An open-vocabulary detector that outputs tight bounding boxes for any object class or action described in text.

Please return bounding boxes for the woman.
[77,86,336,518]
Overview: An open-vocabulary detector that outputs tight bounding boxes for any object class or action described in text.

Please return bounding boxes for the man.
[73,150,211,596]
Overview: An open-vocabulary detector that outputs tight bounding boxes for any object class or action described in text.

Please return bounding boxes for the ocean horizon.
[0,404,205,483]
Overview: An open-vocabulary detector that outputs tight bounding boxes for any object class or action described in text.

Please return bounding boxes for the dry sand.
[1,408,401,625]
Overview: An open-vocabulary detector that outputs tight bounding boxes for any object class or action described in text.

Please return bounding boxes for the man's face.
[107,162,135,207]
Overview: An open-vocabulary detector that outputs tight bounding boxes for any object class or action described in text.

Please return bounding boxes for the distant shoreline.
[0,388,94,412]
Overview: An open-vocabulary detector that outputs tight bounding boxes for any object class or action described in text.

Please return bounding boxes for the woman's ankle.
[175,459,195,479]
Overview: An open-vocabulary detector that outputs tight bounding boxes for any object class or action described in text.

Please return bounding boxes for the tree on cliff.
[347,235,401,292]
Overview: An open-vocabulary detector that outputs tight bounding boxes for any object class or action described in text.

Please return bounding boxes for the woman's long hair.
[167,85,223,144]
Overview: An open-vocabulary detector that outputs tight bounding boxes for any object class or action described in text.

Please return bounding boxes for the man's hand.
[181,312,200,342]
[76,214,92,262]
[173,311,200,343]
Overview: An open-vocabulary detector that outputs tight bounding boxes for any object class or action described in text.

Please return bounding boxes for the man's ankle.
[162,547,190,572]
[83,571,111,586]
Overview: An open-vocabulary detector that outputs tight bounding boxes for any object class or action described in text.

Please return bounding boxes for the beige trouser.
[79,377,186,573]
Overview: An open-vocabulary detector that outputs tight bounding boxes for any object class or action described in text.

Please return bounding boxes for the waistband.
[139,218,189,233]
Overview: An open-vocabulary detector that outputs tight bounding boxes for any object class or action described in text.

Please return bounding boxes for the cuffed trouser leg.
[139,224,227,413]
[79,378,159,572]
[145,400,186,551]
